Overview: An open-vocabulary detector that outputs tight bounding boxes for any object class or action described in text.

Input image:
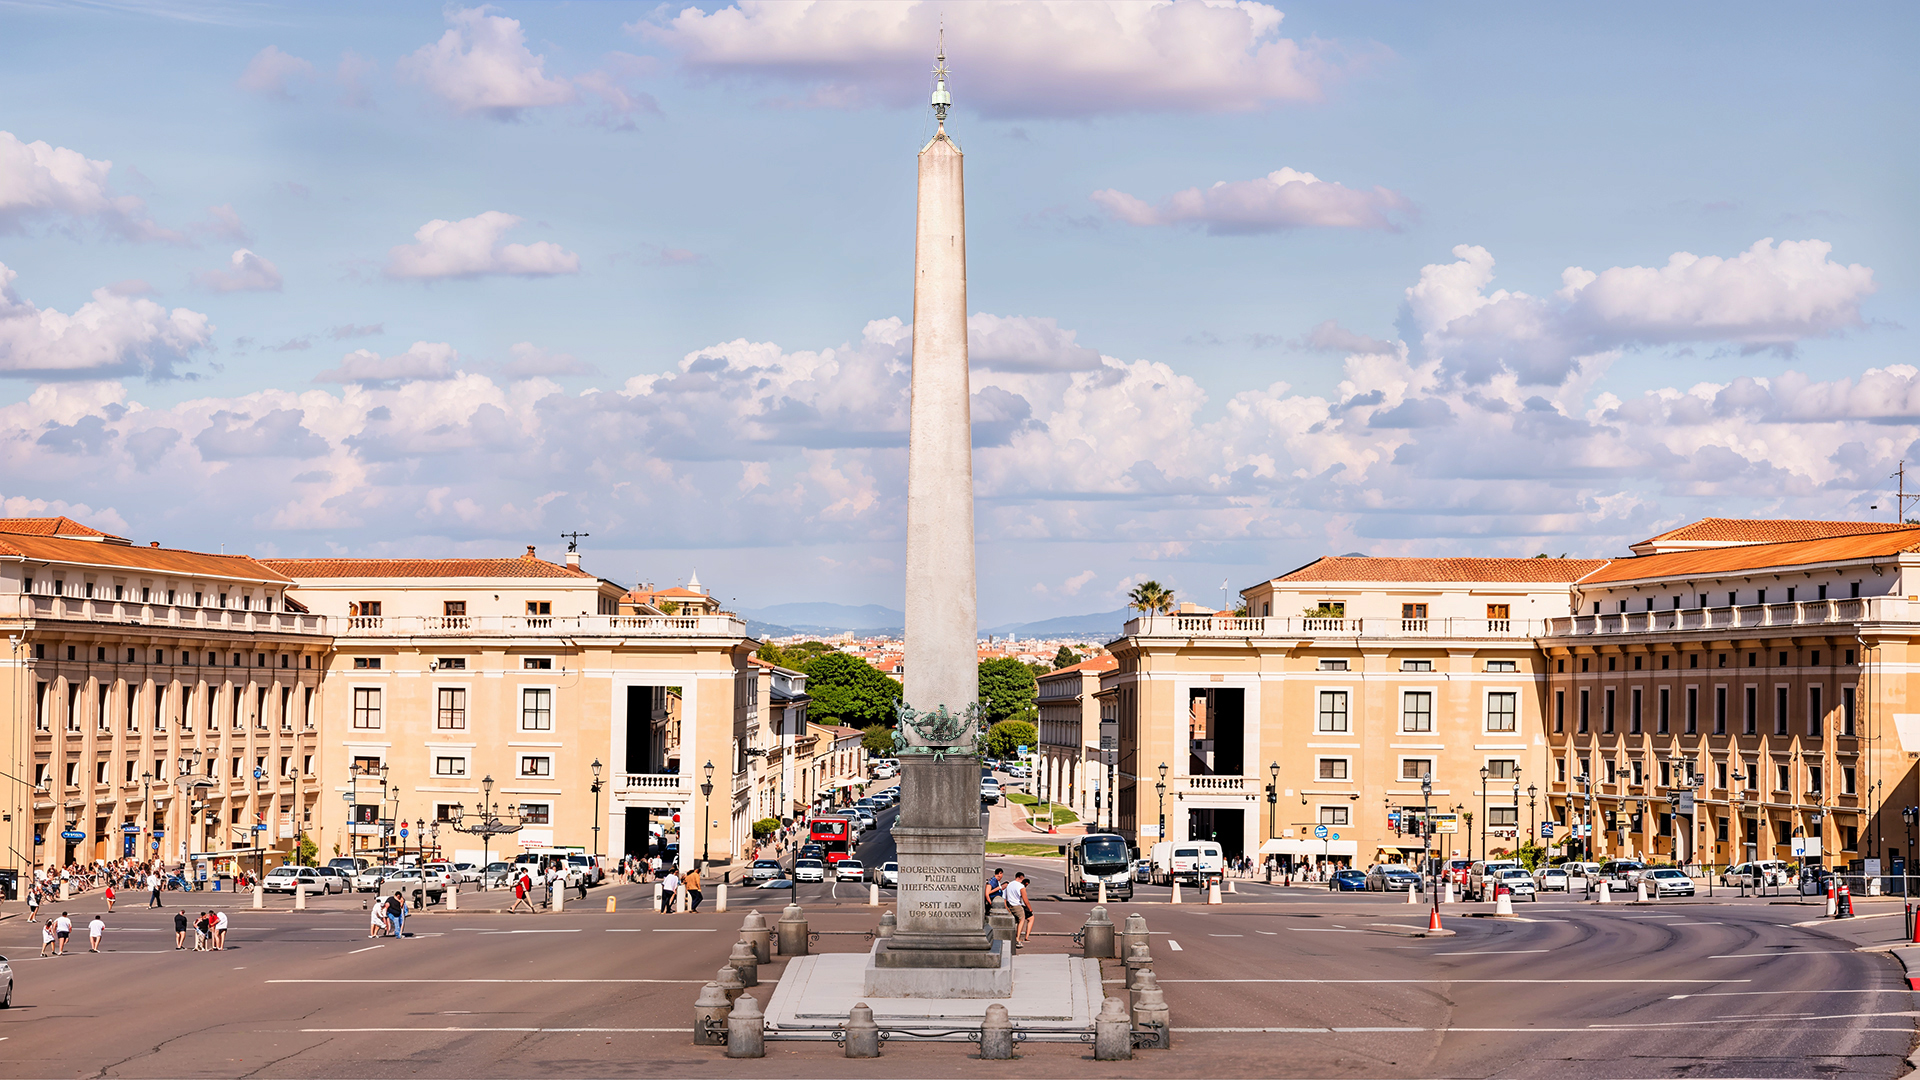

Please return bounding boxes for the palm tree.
[1128,580,1176,616]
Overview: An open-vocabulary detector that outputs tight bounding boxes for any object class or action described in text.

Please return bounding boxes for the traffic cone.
[1495,888,1514,917]
[1909,902,1919,944]
[1428,906,1443,932]
[1407,883,1420,905]
[1598,882,1611,904]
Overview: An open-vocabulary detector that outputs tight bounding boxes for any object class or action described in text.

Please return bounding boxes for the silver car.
[1643,867,1695,897]
[793,858,826,883]
[0,952,13,1008]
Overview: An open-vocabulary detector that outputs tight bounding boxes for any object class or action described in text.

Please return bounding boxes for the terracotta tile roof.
[0,516,126,541]
[1579,528,1920,584]
[0,533,290,581]
[1634,517,1905,551]
[1274,557,1608,584]
[262,554,592,580]
[1038,655,1117,679]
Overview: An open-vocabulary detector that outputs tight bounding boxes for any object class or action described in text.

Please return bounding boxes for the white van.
[1149,841,1225,887]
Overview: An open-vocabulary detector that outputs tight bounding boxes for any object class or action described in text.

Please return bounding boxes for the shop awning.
[1375,844,1426,854]
[1259,838,1358,857]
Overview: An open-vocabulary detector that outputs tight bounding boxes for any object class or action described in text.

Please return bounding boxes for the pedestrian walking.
[385,890,406,937]
[174,910,189,950]
[53,911,73,955]
[194,912,210,951]
[660,868,681,913]
[88,914,105,952]
[148,871,163,908]
[39,919,54,957]
[214,909,228,951]
[985,867,1007,906]
[26,884,40,921]
[1007,874,1034,945]
[509,871,533,914]
[685,865,703,913]
[103,883,115,912]
[368,898,386,938]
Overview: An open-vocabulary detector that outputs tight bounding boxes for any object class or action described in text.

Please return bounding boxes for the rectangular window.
[1842,686,1856,736]
[351,687,381,729]
[436,687,467,730]
[519,755,552,777]
[1630,688,1643,734]
[1631,759,1644,785]
[1713,687,1727,735]
[352,657,382,670]
[1744,687,1757,735]
[1843,766,1857,795]
[523,657,553,670]
[1486,692,1517,732]
[520,802,550,825]
[526,601,552,617]
[1400,758,1432,780]
[433,756,467,778]
[436,657,467,670]
[1401,659,1433,672]
[1775,686,1788,735]
[1685,687,1698,734]
[1554,690,1565,734]
[1487,758,1518,779]
[1715,761,1727,789]
[1317,658,1348,671]
[1807,765,1822,794]
[1401,691,1433,733]
[521,687,553,731]
[1603,688,1615,734]
[1485,659,1517,672]
[1316,691,1349,733]
[1556,757,1567,782]
[1489,806,1518,827]
[97,684,110,731]
[1317,758,1349,780]
[1605,759,1617,783]
[1776,763,1790,792]
[443,600,467,617]
[356,600,382,617]
[1578,689,1589,734]
[1809,686,1823,737]
[1317,805,1350,826]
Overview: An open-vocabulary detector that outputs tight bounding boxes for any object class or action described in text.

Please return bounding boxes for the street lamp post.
[699,760,714,868]
[1903,805,1918,896]
[1265,762,1279,877]
[1155,762,1168,846]
[1421,773,1435,914]
[1527,784,1538,844]
[1478,765,1489,867]
[448,775,524,889]
[589,759,603,858]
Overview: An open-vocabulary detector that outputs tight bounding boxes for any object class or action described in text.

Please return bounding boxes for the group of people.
[368,890,411,937]
[985,867,1036,946]
[171,909,229,950]
[655,865,705,912]
[37,911,106,956]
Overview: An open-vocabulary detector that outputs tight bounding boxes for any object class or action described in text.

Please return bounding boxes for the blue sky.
[1,1,1915,623]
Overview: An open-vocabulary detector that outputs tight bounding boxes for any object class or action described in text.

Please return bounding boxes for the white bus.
[1061,833,1134,900]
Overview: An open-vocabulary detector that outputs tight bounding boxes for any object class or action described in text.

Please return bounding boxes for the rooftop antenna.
[931,26,951,130]
[560,531,589,553]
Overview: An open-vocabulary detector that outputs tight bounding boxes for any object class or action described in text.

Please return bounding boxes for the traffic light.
[353,804,379,825]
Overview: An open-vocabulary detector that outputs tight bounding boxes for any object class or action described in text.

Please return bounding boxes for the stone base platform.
[866,939,1013,997]
[764,950,1103,1033]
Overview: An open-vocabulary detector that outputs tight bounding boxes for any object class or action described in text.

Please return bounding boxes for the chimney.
[565,550,581,570]
[526,545,536,558]
[150,541,160,548]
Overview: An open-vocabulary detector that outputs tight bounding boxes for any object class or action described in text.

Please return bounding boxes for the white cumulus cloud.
[383,211,580,280]
[398,6,577,119]
[237,46,314,99]
[313,341,459,384]
[1094,167,1412,234]
[193,249,283,293]
[0,261,211,378]
[0,131,179,241]
[639,0,1343,118]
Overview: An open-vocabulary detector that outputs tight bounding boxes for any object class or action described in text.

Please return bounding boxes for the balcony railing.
[329,613,749,638]
[1182,776,1251,792]
[1124,614,1542,640]
[1545,598,1898,638]
[619,772,693,797]
[9,595,328,635]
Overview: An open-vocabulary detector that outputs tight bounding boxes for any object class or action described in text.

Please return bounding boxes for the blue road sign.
[1540,821,1555,838]
[1313,824,1329,840]
[60,829,86,841]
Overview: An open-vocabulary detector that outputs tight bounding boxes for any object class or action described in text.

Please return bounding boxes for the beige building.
[1036,655,1115,826]
[1109,557,1602,867]
[263,550,758,872]
[0,517,330,883]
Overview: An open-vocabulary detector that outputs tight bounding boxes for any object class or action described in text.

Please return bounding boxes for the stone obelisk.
[868,44,1000,995]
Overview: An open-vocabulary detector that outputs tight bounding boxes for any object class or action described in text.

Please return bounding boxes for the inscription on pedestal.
[901,862,982,920]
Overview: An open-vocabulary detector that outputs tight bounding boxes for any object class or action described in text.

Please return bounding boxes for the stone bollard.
[693,981,733,1045]
[776,903,808,957]
[1227,879,1237,894]
[1170,881,1182,905]
[295,883,307,910]
[714,962,747,1003]
[1637,880,1649,903]
[448,884,458,911]
[1206,882,1221,905]
[1444,881,1455,904]
[717,883,728,914]
[60,880,70,902]
[978,1002,1015,1060]
[1132,971,1172,1049]
[1094,995,1132,1060]
[868,882,879,907]
[844,1002,881,1058]
[728,939,760,988]
[1598,882,1610,904]
[1119,912,1149,960]
[1098,881,1108,905]
[253,885,264,910]
[553,883,566,913]
[877,909,896,939]
[1124,940,1153,986]
[606,895,616,913]
[725,994,765,1059]
[655,883,665,912]
[1082,905,1115,959]
[740,910,772,963]
[1130,967,1161,1016]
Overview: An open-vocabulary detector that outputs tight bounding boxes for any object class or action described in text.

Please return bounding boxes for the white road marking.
[1669,989,1903,999]
[1435,950,1550,956]
[1208,934,1244,938]
[1289,928,1371,933]
[478,929,583,935]
[270,978,715,984]
[650,928,716,932]
[1255,930,1279,935]
[1588,1010,1920,1028]
[347,945,384,954]
[1167,939,1183,951]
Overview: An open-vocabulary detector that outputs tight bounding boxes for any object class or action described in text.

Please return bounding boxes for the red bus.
[809,817,853,864]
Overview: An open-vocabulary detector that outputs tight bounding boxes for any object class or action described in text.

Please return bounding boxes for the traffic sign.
[399,825,409,838]
[121,823,141,833]
[60,829,86,842]
[1313,824,1329,839]
[1387,810,1402,826]
[1331,833,1341,841]
[1540,821,1555,838]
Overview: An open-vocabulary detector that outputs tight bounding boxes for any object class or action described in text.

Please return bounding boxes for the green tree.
[861,724,896,756]
[752,817,781,839]
[1128,580,1175,615]
[985,720,1037,759]
[801,652,903,726]
[978,657,1038,725]
[1052,645,1081,670]
[757,639,837,670]
[294,831,318,867]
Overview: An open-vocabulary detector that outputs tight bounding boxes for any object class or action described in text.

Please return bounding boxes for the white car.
[1495,868,1538,901]
[0,952,11,1008]
[481,862,516,889]
[1643,867,1695,897]
[879,861,899,886]
[440,862,482,884]
[1534,866,1570,891]
[263,866,339,894]
[793,858,826,883]
[353,865,401,892]
[836,859,867,882]
[380,868,446,900]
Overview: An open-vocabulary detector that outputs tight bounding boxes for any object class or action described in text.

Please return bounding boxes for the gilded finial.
[931,27,951,129]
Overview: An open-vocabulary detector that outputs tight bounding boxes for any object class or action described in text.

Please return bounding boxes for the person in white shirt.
[214,909,229,950]
[53,912,73,955]
[1008,873,1036,945]
[88,914,105,953]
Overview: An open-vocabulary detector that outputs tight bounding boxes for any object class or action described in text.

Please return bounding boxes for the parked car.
[1329,869,1369,891]
[879,861,899,886]
[445,862,482,884]
[0,951,11,1008]
[313,867,353,892]
[264,866,329,894]
[327,856,370,878]
[1721,861,1791,887]
[1799,866,1837,896]
[836,859,867,882]
[380,868,445,901]
[1596,860,1648,888]
[1642,867,1696,897]
[1366,865,1422,892]
[481,861,516,889]
[746,859,784,883]
[1466,860,1523,901]
[793,859,826,883]
[353,865,401,892]
[1133,859,1153,884]
[1534,866,1570,891]
[1494,867,1538,901]
[1559,861,1601,889]
[981,779,1003,806]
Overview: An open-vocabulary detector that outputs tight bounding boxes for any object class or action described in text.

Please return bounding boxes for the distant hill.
[981,607,1132,642]
[741,602,906,636]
